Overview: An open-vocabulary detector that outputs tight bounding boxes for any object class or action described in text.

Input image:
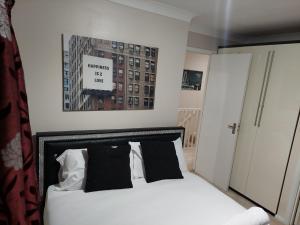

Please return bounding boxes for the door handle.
[258,50,275,127]
[227,123,237,134]
[254,51,271,126]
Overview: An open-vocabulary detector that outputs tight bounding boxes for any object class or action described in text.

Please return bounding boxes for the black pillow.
[85,144,132,192]
[140,141,183,183]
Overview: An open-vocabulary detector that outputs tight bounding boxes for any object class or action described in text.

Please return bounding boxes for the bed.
[36,127,269,225]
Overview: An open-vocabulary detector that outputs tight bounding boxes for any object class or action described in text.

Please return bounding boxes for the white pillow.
[129,142,144,179]
[54,149,87,191]
[173,138,188,172]
[129,137,188,179]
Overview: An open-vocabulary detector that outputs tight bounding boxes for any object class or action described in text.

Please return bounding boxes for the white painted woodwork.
[220,44,300,214]
[195,53,251,191]
[246,44,300,213]
[177,108,202,149]
[219,46,271,194]
[177,108,202,171]
[278,108,300,225]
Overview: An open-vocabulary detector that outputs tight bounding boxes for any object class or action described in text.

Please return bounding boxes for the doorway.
[177,50,210,171]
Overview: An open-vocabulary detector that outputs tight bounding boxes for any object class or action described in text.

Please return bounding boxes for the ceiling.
[151,0,300,38]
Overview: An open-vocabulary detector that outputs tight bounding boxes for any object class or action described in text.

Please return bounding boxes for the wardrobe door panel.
[246,44,300,213]
[277,107,300,222]
[227,47,270,193]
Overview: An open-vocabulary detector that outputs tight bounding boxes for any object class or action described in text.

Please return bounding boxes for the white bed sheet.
[44,172,245,225]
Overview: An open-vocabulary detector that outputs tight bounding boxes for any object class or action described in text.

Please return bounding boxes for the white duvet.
[44,172,269,225]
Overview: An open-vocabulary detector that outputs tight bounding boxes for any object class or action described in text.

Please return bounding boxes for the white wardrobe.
[219,43,300,214]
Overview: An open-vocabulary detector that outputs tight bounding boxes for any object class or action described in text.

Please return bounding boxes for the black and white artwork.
[62,34,159,111]
[181,70,203,91]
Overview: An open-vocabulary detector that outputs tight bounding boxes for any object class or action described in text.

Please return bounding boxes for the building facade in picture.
[63,51,70,110]
[63,34,159,111]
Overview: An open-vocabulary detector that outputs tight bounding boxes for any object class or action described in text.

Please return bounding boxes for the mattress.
[44,172,245,225]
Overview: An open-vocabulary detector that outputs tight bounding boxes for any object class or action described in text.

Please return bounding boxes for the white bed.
[38,127,269,225]
[45,172,254,225]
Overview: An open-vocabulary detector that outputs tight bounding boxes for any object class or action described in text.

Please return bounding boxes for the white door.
[229,47,271,194]
[195,53,252,191]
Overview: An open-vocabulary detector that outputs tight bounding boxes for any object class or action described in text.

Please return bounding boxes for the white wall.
[187,31,240,52]
[179,52,209,109]
[13,0,189,134]
[187,31,220,52]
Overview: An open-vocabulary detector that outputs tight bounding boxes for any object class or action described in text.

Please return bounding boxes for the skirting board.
[275,214,289,225]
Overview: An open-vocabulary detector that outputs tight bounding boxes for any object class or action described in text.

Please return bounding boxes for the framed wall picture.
[62,34,159,111]
[181,70,203,91]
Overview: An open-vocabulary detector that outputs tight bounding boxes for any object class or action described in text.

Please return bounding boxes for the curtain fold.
[0,0,41,225]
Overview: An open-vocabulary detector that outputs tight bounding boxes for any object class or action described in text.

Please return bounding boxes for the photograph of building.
[63,34,159,111]
[181,69,203,90]
[63,51,70,110]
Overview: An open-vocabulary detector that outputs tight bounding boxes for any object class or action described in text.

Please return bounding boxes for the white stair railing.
[177,108,202,171]
[177,108,202,149]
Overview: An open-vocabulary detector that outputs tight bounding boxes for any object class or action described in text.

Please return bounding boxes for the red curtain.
[0,1,41,225]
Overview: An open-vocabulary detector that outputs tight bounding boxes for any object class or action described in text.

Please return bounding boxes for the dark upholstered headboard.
[36,127,185,199]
